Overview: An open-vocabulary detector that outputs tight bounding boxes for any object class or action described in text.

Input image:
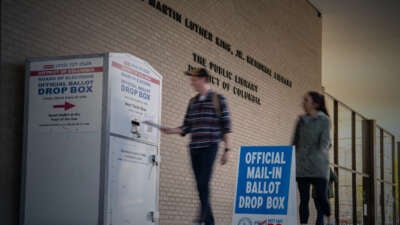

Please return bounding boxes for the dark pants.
[313,194,330,225]
[190,143,218,225]
[297,177,331,225]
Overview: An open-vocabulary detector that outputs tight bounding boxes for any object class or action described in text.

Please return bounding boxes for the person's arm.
[319,117,331,151]
[162,98,192,135]
[219,95,232,165]
[220,133,230,165]
[292,117,301,147]
[161,127,183,134]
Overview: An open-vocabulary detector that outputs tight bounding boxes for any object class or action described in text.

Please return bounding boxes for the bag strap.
[212,92,222,119]
[189,94,198,108]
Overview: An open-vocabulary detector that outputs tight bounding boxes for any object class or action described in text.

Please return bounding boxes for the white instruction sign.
[108,53,162,144]
[28,57,103,132]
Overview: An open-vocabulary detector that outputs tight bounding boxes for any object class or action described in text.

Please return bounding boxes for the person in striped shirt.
[161,67,232,225]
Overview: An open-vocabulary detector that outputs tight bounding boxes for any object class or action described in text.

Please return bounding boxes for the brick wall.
[0,0,322,224]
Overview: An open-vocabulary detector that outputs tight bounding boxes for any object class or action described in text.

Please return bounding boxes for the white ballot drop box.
[21,53,162,225]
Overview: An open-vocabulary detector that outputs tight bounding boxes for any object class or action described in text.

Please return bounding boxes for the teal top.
[292,111,331,180]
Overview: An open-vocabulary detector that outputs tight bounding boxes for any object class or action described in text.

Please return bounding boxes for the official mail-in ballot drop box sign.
[22,53,162,225]
[232,146,297,225]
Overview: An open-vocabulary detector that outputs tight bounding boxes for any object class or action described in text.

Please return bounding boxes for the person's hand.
[220,151,228,165]
[160,127,172,134]
[160,127,181,135]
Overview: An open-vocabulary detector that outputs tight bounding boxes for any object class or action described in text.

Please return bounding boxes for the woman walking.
[292,91,333,225]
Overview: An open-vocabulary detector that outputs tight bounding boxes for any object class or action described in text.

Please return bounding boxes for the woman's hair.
[307,91,329,117]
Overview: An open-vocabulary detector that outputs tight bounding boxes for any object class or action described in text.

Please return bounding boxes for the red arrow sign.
[53,101,75,111]
[257,219,267,225]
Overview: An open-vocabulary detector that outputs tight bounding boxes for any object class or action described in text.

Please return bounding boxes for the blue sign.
[234,146,293,215]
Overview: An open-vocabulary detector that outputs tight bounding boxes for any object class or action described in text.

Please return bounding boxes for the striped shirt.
[181,90,232,149]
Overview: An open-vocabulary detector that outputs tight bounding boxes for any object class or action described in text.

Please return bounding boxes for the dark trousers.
[313,194,330,225]
[297,177,331,225]
[190,143,218,225]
